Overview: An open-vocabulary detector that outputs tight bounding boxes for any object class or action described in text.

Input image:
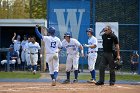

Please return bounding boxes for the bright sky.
[1,0,15,6]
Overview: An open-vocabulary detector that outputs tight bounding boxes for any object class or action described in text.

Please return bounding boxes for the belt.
[30,53,38,55]
[46,52,58,54]
[88,51,97,53]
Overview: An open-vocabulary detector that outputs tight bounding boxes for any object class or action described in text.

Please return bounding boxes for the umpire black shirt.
[102,32,119,52]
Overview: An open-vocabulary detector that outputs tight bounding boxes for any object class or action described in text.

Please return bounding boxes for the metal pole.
[0,27,1,70]
[41,27,46,72]
[7,51,10,72]
[138,0,140,75]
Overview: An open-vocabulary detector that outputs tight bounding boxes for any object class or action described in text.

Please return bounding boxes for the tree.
[12,0,29,18]
[0,0,47,19]
[25,0,47,19]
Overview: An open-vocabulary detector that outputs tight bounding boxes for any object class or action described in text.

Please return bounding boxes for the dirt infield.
[0,82,139,93]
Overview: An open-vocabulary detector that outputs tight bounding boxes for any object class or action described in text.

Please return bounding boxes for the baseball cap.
[9,44,14,48]
[86,28,93,32]
[17,35,21,38]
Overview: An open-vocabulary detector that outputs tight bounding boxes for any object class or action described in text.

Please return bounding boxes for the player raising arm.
[12,32,21,70]
[35,25,62,86]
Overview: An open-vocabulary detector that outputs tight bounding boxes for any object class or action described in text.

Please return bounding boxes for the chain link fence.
[95,0,139,73]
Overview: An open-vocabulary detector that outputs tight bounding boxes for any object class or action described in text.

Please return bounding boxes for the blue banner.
[48,0,90,64]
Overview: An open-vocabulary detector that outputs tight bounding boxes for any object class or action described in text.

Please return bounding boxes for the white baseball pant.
[1,59,16,65]
[21,50,26,62]
[66,53,79,72]
[30,54,38,65]
[88,52,97,71]
[46,53,59,74]
[25,52,31,66]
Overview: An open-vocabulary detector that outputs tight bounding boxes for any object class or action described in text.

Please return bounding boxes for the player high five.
[35,25,62,86]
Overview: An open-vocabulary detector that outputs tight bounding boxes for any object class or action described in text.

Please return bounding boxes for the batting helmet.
[64,32,72,38]
[86,28,93,34]
[47,26,55,35]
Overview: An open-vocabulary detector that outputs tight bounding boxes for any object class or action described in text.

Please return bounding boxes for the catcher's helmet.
[64,32,72,37]
[47,26,55,35]
[86,28,93,34]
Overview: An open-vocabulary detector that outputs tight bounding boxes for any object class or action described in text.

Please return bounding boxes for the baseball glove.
[114,59,122,70]
[53,54,58,60]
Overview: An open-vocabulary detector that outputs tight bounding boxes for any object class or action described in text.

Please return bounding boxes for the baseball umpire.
[95,26,120,86]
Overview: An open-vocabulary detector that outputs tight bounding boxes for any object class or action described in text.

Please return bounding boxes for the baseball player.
[21,35,28,70]
[1,44,18,71]
[62,32,84,84]
[12,32,21,70]
[84,28,98,83]
[28,36,40,74]
[24,37,32,71]
[35,25,62,86]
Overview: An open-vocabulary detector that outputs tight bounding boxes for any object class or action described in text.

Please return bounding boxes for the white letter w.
[54,9,85,39]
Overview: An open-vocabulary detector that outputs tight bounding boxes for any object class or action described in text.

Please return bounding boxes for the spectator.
[130,51,139,75]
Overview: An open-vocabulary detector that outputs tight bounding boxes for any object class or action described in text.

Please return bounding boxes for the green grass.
[0,72,41,79]
[76,74,140,81]
[0,72,140,81]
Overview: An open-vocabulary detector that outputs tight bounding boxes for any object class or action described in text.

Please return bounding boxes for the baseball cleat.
[52,79,56,86]
[110,82,115,86]
[33,70,36,75]
[62,79,70,84]
[87,79,96,83]
[95,81,104,85]
[73,79,78,83]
